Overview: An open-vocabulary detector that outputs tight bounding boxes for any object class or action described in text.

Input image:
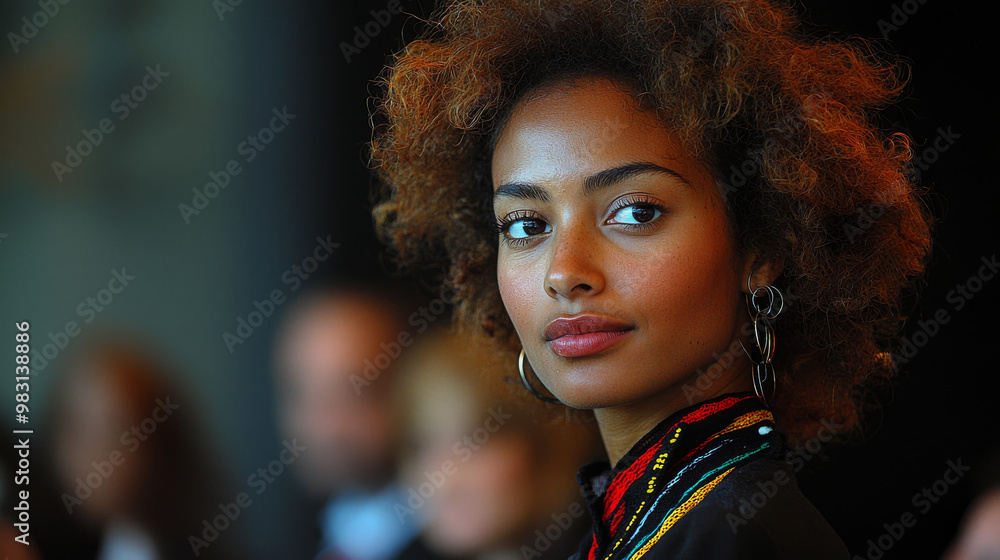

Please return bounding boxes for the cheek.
[497,254,540,335]
[622,216,740,338]
[640,247,731,304]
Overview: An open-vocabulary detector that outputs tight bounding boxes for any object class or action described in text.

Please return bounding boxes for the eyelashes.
[488,210,527,237]
[492,194,668,247]
[491,210,546,248]
[609,194,664,229]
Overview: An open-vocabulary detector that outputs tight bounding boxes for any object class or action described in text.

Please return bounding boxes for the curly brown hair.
[368,0,932,443]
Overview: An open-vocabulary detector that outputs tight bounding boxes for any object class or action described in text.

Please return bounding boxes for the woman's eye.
[508,218,552,238]
[610,203,661,225]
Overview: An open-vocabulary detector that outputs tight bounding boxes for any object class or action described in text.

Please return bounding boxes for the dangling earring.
[518,348,561,404]
[739,272,785,407]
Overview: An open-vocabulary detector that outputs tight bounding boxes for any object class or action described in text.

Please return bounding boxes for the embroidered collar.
[576,392,776,558]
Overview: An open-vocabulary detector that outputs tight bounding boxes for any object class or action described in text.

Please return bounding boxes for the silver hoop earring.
[739,272,785,407]
[518,348,561,404]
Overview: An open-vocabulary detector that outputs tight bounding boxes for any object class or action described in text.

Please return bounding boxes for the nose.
[544,224,605,299]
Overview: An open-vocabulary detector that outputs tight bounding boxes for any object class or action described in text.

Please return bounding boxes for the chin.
[540,351,685,410]
[544,367,647,409]
[557,389,653,410]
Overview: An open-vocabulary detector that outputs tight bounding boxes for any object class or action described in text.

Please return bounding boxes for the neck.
[593,351,754,467]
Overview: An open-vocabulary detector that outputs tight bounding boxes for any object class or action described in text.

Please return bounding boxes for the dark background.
[1,0,995,558]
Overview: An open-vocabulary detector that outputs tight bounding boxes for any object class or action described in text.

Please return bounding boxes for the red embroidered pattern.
[585,394,766,559]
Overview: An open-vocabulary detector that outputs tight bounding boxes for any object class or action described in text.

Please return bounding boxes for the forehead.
[491,77,696,186]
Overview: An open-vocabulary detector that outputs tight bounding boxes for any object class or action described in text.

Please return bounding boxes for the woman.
[393,327,601,559]
[42,332,243,560]
[369,0,932,557]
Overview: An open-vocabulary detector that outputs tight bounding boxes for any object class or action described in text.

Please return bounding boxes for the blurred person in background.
[394,327,603,560]
[946,492,1000,560]
[944,451,1000,560]
[273,278,438,560]
[41,331,243,560]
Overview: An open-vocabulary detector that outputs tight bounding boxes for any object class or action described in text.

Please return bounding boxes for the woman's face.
[404,369,538,554]
[491,76,753,409]
[54,365,148,522]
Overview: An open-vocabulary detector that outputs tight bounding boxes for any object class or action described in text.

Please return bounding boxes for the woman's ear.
[739,253,784,294]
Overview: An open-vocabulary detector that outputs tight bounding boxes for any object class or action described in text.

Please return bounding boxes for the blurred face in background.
[403,369,538,555]
[276,293,402,496]
[52,359,150,524]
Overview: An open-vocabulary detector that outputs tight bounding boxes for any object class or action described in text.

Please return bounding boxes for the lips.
[544,315,634,358]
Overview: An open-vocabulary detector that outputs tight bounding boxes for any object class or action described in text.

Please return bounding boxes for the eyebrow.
[493,162,693,202]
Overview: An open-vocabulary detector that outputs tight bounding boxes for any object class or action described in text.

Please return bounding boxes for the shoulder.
[680,456,850,560]
[632,455,850,560]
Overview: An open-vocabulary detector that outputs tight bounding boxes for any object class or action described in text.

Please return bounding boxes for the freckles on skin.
[492,77,748,409]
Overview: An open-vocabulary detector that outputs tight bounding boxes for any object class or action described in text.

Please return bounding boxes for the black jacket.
[572,392,849,560]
